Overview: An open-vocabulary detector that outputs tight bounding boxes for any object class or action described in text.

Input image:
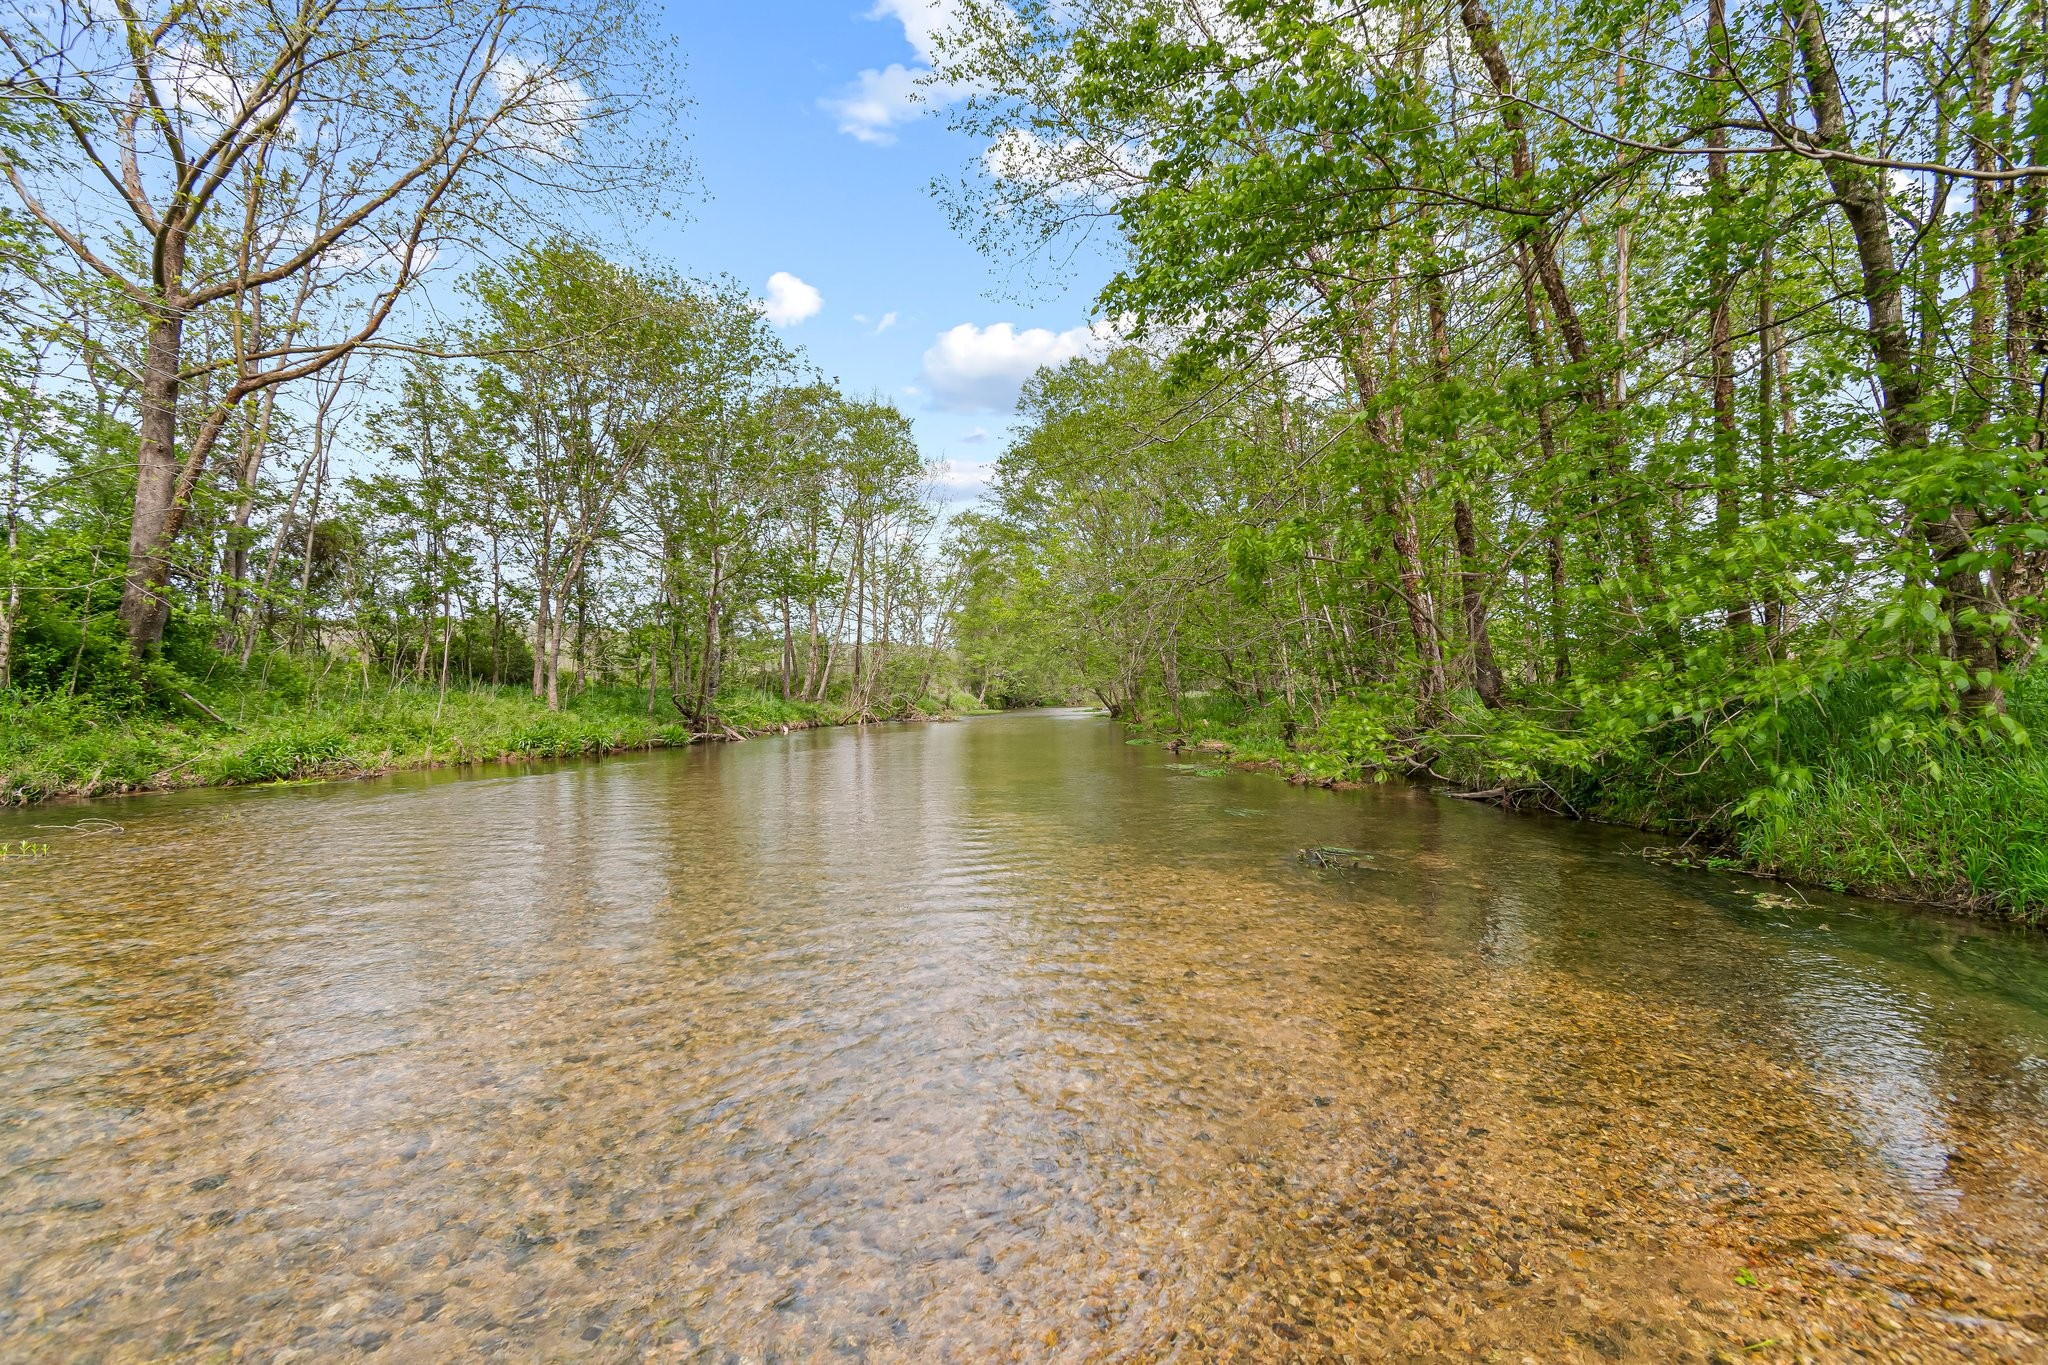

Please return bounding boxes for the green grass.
[1737,727,2048,918]
[0,672,962,807]
[1123,683,2048,924]
[0,683,674,804]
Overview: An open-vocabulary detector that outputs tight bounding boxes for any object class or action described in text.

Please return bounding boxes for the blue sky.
[644,0,1117,502]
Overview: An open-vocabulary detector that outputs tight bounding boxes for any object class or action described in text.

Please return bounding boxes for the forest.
[0,0,965,804]
[4,0,2048,919]
[934,0,2048,919]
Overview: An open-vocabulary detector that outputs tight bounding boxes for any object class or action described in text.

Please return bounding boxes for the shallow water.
[1,709,2045,1361]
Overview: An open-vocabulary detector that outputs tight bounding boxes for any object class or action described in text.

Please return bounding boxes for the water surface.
[2,710,2045,1360]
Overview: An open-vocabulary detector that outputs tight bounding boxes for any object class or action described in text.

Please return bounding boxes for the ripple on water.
[0,711,2045,1359]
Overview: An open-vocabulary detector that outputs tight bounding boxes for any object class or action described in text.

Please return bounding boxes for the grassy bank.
[0,677,977,807]
[1124,681,2048,926]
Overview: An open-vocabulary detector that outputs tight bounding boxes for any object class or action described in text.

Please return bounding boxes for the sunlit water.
[2,710,2045,1360]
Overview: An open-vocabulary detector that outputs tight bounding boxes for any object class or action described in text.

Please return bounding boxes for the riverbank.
[1124,685,2048,926]
[0,681,977,807]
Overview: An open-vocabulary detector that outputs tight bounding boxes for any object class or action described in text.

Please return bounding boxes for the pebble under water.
[1,709,2045,1360]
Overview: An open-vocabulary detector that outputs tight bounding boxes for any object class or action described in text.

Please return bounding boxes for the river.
[1,709,2044,1360]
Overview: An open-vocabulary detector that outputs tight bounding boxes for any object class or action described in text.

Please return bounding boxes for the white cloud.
[757,272,823,326]
[919,320,1115,413]
[823,0,966,143]
[822,63,929,144]
[161,44,244,122]
[933,457,993,503]
[490,56,590,161]
[984,128,1061,182]
[874,310,898,334]
[158,43,301,140]
[281,224,439,278]
[983,129,1146,203]
[960,425,989,444]
[1859,0,1940,43]
[870,0,960,64]
[343,239,441,277]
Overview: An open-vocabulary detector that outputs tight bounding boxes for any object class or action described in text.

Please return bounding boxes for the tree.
[0,0,686,651]
[470,242,705,709]
[929,0,2046,828]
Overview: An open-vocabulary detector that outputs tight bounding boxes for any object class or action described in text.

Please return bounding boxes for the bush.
[1124,669,2048,924]
[208,728,350,784]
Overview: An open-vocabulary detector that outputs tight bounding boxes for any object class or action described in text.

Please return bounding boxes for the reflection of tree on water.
[1781,961,1958,1198]
[5,801,263,1117]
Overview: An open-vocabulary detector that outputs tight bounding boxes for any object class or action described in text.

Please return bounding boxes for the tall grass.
[1125,677,2048,924]
[0,671,964,807]
[1737,696,2048,918]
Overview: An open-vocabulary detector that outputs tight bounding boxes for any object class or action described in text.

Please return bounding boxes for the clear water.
[2,710,2044,1359]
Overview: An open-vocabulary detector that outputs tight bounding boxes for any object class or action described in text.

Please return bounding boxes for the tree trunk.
[1388,492,1448,705]
[851,528,867,710]
[546,585,567,711]
[532,573,551,701]
[815,526,859,703]
[803,589,823,698]
[221,404,263,632]
[1707,0,1752,633]
[1427,269,1503,707]
[1757,227,1786,643]
[781,593,794,702]
[242,430,316,666]
[292,450,328,653]
[573,573,589,700]
[1793,0,2003,708]
[415,534,437,684]
[668,579,684,704]
[696,546,724,722]
[647,617,660,716]
[0,570,15,693]
[435,588,455,722]
[1162,623,1183,728]
[1513,245,1572,683]
[121,300,187,651]
[1,402,32,690]
[488,518,503,687]
[874,544,893,713]
[1611,48,1631,411]
[1460,0,1655,582]
[1452,498,1503,707]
